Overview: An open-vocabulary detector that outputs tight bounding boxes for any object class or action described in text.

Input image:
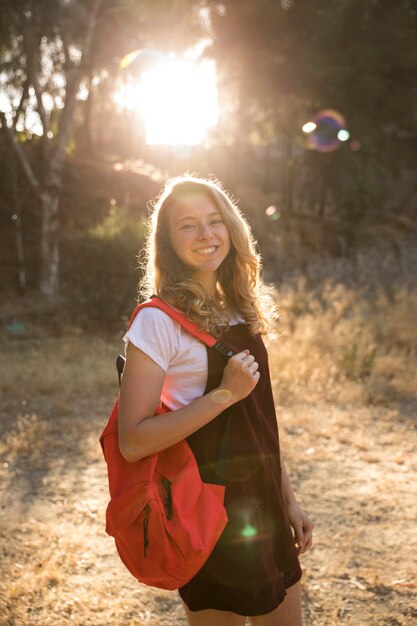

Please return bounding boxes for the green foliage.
[61,204,146,326]
[205,0,417,242]
[1,0,417,304]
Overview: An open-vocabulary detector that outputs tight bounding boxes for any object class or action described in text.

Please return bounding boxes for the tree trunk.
[39,190,60,297]
[81,72,95,154]
[13,213,27,293]
[10,154,27,293]
[36,0,103,298]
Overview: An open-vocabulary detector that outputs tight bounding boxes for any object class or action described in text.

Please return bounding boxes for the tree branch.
[0,111,41,198]
[20,17,50,140]
[52,0,103,171]
[60,25,72,70]
[12,78,30,131]
[82,0,103,66]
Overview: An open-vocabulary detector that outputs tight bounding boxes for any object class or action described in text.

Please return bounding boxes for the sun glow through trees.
[115,53,219,146]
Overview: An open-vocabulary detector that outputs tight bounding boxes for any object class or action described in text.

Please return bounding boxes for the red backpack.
[99,298,232,590]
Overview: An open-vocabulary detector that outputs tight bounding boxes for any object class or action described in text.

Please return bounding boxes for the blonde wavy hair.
[139,175,276,336]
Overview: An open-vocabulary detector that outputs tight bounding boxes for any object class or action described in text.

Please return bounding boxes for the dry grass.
[0,279,416,625]
[0,334,118,403]
[269,279,417,408]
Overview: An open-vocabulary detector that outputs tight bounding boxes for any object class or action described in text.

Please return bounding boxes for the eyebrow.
[177,211,222,223]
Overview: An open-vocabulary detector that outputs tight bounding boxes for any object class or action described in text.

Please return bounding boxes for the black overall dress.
[178,323,302,617]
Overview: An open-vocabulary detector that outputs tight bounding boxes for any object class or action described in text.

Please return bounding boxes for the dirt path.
[1,390,416,625]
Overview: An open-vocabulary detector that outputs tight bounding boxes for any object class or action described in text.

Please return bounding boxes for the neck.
[192,271,217,298]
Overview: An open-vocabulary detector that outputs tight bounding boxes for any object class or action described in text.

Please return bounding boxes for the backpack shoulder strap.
[116,297,234,385]
[128,297,233,358]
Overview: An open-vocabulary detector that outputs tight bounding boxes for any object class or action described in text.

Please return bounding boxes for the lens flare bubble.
[305,109,347,153]
[211,389,232,404]
[302,121,317,134]
[337,129,350,142]
[241,522,258,538]
[120,48,168,70]
[265,206,281,221]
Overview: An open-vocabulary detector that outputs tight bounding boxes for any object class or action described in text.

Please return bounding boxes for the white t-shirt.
[123,307,242,410]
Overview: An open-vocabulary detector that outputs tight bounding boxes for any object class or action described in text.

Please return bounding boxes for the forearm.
[280,459,298,506]
[121,388,233,462]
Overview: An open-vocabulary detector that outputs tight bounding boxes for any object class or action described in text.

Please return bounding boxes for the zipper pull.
[143,505,150,558]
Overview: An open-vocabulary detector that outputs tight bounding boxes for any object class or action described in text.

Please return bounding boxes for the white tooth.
[197,247,216,254]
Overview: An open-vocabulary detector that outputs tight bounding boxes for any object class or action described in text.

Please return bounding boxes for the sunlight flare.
[115,54,219,146]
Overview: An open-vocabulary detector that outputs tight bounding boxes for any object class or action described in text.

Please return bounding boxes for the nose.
[197,223,214,240]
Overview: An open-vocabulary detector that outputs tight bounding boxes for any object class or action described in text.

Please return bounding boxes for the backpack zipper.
[160,477,173,520]
[143,504,150,558]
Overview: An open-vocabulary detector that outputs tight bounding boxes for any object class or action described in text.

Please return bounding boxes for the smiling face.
[168,192,231,293]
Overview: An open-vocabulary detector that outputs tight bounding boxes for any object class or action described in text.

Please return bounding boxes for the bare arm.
[281,458,315,555]
[118,342,260,462]
[281,459,298,506]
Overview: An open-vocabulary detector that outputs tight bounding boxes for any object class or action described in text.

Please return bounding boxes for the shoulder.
[129,306,181,335]
[124,306,181,372]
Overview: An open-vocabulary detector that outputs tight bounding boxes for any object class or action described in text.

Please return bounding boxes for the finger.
[300,528,313,553]
[299,535,313,555]
[293,524,304,550]
[241,353,255,363]
[242,355,255,368]
[247,361,259,374]
[301,517,314,535]
[299,523,313,553]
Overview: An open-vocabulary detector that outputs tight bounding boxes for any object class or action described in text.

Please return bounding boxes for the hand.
[286,501,315,556]
[217,349,260,403]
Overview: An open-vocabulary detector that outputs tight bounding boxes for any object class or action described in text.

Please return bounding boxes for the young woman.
[118,176,314,626]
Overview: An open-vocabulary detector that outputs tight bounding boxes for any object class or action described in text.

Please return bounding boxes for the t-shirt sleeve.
[123,308,179,372]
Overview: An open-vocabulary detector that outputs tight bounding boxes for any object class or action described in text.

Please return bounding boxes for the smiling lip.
[194,246,218,255]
